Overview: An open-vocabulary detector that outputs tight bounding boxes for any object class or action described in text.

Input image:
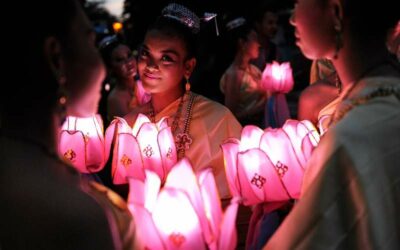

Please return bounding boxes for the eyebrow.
[142,45,180,57]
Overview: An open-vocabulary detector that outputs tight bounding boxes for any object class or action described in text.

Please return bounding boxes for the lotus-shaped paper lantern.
[105,114,177,184]
[221,120,320,205]
[261,61,295,128]
[59,115,108,173]
[261,61,294,94]
[128,158,239,250]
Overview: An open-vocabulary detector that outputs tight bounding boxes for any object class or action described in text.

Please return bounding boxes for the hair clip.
[98,35,118,50]
[162,3,200,33]
[202,13,219,36]
[226,17,246,31]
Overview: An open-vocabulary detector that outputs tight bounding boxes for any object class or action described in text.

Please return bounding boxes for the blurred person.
[298,59,342,134]
[264,0,400,248]
[0,0,135,249]
[220,17,268,127]
[99,35,150,123]
[251,3,279,71]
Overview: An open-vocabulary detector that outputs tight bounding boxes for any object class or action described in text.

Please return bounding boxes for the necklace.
[332,60,400,123]
[148,92,197,159]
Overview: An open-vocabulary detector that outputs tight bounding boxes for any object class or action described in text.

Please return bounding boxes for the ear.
[184,58,196,79]
[331,0,344,31]
[44,36,66,85]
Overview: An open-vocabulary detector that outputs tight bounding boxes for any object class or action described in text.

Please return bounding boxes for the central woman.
[124,3,242,199]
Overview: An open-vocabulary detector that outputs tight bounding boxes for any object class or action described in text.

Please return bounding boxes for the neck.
[233,52,251,70]
[151,88,185,114]
[116,77,136,92]
[333,38,394,89]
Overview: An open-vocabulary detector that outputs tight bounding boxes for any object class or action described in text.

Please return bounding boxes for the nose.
[289,9,296,26]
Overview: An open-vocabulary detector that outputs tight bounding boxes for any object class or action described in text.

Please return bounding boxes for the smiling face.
[138,30,195,95]
[110,44,137,80]
[290,0,336,60]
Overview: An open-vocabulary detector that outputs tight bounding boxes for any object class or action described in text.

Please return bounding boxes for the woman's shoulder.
[193,93,239,120]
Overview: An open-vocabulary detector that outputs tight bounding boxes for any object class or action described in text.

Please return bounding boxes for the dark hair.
[99,37,127,68]
[3,0,78,111]
[343,0,399,40]
[147,16,199,60]
[225,19,254,58]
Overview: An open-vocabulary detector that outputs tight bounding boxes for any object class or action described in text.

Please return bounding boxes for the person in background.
[99,35,150,123]
[0,0,135,249]
[251,3,279,71]
[220,17,267,127]
[298,59,341,134]
[123,3,242,201]
[264,0,400,248]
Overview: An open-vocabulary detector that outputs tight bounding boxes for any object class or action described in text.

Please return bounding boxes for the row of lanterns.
[58,61,319,249]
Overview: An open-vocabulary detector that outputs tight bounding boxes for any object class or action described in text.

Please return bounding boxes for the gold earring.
[185,77,191,92]
[333,22,343,60]
[57,86,68,124]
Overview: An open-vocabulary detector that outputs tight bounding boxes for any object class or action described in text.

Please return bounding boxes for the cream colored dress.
[264,77,400,249]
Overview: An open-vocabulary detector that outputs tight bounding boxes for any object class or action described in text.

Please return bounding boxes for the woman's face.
[290,0,336,59]
[243,30,260,59]
[63,4,105,117]
[138,30,193,94]
[110,44,137,80]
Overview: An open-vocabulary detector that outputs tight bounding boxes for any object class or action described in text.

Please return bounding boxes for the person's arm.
[224,70,243,118]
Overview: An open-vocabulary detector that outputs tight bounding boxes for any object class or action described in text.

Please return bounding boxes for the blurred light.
[113,22,123,33]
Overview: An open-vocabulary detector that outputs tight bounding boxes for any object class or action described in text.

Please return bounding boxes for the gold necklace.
[148,92,197,159]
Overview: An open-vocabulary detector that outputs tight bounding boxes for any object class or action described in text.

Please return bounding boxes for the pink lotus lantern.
[59,115,108,173]
[128,158,240,250]
[261,61,294,128]
[105,114,177,184]
[221,120,320,206]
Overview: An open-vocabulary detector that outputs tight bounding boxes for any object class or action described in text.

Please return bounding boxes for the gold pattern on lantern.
[64,149,76,161]
[143,145,154,158]
[251,173,266,189]
[274,161,289,178]
[166,147,173,159]
[169,232,186,247]
[120,154,132,168]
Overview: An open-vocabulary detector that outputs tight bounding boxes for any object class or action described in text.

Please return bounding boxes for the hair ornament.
[226,17,246,31]
[202,12,219,36]
[162,3,200,34]
[98,35,118,50]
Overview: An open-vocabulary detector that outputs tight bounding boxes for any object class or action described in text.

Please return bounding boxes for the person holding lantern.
[219,17,268,128]
[123,3,242,200]
[0,0,135,248]
[264,0,400,248]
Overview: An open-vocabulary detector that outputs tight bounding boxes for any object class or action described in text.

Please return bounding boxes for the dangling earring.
[55,70,68,124]
[185,77,191,93]
[333,21,343,60]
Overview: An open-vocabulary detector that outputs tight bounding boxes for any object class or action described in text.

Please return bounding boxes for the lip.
[143,71,161,80]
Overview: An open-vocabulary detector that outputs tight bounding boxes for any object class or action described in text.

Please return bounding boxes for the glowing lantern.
[105,114,177,184]
[59,115,108,173]
[221,120,320,205]
[261,61,294,128]
[127,158,240,250]
[112,22,123,33]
